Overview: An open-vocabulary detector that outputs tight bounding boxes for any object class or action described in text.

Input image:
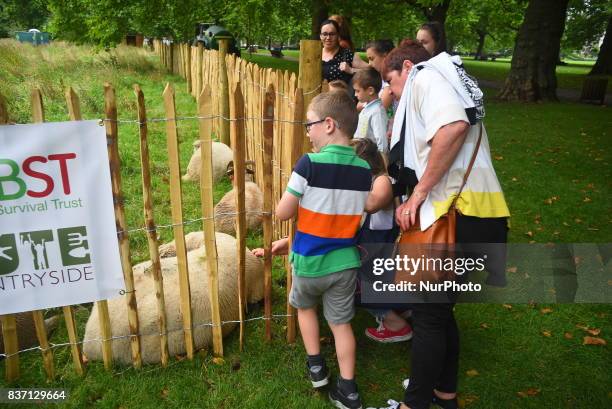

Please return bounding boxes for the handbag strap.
[450,122,483,209]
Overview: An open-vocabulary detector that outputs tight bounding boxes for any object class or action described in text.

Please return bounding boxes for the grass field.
[245,49,608,92]
[1,40,611,409]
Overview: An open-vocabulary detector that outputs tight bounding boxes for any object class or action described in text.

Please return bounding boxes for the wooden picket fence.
[0,39,323,382]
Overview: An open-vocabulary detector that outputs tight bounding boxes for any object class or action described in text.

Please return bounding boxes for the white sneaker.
[366,399,401,409]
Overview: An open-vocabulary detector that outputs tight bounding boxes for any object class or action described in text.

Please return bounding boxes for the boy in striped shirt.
[276,91,371,409]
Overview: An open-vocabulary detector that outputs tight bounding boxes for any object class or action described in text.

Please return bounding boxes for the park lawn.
[1,41,611,408]
[247,49,608,92]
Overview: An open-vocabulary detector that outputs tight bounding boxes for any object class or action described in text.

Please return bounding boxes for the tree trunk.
[589,16,612,76]
[475,30,486,60]
[499,0,570,101]
[311,0,329,40]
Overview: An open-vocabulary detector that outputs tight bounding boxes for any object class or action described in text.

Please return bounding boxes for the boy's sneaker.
[365,319,413,343]
[329,383,363,409]
[307,361,330,388]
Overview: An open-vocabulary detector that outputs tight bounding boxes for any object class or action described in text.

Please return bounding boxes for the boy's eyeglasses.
[320,32,338,38]
[304,119,325,134]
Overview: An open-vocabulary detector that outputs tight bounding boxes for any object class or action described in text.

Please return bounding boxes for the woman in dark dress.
[320,19,368,85]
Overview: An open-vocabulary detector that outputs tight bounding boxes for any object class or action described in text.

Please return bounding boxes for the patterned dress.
[322,47,354,84]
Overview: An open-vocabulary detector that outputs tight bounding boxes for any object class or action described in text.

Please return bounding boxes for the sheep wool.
[83,232,264,364]
[214,181,263,235]
[182,140,233,184]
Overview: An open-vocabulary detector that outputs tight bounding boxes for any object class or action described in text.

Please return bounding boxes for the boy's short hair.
[309,91,358,138]
[328,80,350,94]
[352,67,382,93]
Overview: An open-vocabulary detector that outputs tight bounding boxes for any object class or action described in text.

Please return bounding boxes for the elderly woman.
[320,19,368,85]
[368,40,510,409]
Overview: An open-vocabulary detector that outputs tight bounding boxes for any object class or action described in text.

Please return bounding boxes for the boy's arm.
[278,154,309,221]
[276,191,299,221]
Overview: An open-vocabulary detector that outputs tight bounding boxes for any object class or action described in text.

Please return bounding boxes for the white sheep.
[83,232,263,365]
[214,181,263,235]
[182,140,233,184]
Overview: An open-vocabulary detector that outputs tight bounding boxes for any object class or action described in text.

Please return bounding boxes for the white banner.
[0,120,124,315]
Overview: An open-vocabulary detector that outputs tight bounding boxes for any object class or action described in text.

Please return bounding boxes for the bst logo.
[0,153,77,201]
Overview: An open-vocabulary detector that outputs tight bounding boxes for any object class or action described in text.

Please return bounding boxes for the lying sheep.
[158,231,205,259]
[182,140,233,184]
[83,232,263,365]
[0,313,59,356]
[214,181,263,235]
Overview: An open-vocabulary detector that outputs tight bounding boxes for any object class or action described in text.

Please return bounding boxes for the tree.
[445,0,526,56]
[499,0,570,101]
[0,0,50,37]
[590,16,612,75]
[561,0,609,56]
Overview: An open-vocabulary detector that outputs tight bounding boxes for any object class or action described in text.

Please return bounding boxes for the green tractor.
[193,23,241,56]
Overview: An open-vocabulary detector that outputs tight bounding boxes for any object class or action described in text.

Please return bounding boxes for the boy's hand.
[251,237,290,257]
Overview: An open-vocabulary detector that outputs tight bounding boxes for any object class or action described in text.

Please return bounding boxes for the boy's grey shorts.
[289,268,357,325]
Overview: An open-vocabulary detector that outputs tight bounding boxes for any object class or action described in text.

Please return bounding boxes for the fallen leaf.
[503,304,513,310]
[458,394,479,408]
[175,354,187,361]
[480,322,489,329]
[212,357,225,365]
[563,222,570,226]
[583,336,606,346]
[494,155,503,160]
[466,369,479,377]
[540,308,553,314]
[506,266,517,273]
[587,328,601,336]
[574,218,583,224]
[542,330,552,337]
[511,177,518,181]
[583,197,592,203]
[564,332,573,339]
[517,388,541,398]
[160,388,169,399]
[525,231,534,237]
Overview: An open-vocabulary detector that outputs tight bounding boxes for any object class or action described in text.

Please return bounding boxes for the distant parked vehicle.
[15,29,50,45]
[192,23,241,56]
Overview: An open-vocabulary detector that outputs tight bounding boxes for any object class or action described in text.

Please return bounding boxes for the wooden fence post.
[218,38,231,146]
[31,87,86,376]
[298,40,322,156]
[0,93,19,382]
[104,83,142,369]
[1,316,19,381]
[0,92,8,123]
[262,84,275,341]
[65,86,112,372]
[229,81,247,350]
[135,84,171,366]
[162,83,195,360]
[285,88,304,344]
[197,85,224,357]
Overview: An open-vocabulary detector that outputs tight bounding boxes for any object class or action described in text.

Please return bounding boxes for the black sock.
[307,354,324,368]
[338,376,357,395]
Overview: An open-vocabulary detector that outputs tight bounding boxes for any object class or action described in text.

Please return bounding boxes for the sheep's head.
[226,160,255,182]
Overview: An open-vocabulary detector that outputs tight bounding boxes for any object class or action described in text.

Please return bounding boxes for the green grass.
[1,41,611,409]
[246,49,608,92]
